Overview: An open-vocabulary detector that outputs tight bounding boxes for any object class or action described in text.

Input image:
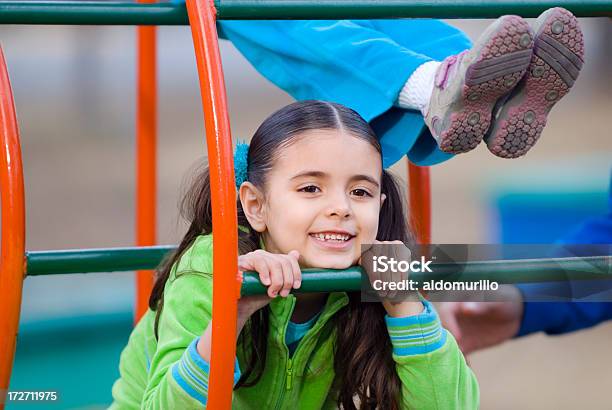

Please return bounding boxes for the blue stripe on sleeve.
[385,299,447,356]
[172,337,242,405]
[172,361,208,405]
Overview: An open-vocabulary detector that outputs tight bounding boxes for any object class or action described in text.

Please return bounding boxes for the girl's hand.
[198,250,301,362]
[236,249,301,320]
[360,240,410,299]
[360,240,423,317]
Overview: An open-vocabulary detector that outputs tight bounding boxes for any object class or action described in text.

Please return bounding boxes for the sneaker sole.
[435,15,534,154]
[485,8,584,158]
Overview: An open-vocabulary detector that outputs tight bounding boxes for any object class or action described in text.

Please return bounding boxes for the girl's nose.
[326,194,352,218]
[328,207,351,218]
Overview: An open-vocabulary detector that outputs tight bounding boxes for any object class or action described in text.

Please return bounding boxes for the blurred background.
[1,13,610,410]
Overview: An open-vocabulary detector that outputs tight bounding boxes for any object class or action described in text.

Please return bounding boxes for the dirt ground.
[1,17,611,409]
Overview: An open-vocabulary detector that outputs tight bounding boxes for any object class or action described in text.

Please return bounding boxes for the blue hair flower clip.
[234,141,249,190]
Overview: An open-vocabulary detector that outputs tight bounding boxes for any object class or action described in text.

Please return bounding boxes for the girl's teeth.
[313,233,350,241]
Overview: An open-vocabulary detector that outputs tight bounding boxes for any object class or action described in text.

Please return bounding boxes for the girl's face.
[241,129,386,269]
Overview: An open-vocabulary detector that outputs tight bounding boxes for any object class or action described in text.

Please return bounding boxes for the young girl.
[109,101,479,409]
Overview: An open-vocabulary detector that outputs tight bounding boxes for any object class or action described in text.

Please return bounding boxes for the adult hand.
[436,285,524,354]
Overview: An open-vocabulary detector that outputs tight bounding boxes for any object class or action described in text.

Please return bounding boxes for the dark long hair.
[149,100,415,409]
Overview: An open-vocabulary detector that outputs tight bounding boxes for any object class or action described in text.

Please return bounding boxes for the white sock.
[397,61,441,115]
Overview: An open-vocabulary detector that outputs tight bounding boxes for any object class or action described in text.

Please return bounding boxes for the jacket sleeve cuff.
[171,337,242,405]
[385,299,447,356]
[515,284,571,337]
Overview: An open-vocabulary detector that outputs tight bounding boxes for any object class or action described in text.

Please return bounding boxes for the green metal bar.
[25,246,175,275]
[422,255,611,284]
[0,1,610,25]
[0,2,188,25]
[215,0,612,19]
[242,266,366,295]
[242,256,611,295]
[25,248,610,291]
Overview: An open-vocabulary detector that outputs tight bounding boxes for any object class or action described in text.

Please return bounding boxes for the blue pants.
[217,20,472,168]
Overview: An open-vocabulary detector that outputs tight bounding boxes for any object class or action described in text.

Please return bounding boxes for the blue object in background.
[516,178,612,336]
[496,191,608,244]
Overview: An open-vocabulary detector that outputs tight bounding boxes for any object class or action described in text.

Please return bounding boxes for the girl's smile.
[240,128,386,270]
[309,230,356,251]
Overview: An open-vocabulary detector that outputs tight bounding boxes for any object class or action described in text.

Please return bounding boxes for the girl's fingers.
[287,251,302,289]
[237,256,253,273]
[240,250,302,298]
[251,256,271,287]
[278,256,294,297]
[249,256,270,289]
[380,260,392,299]
[389,267,401,300]
[266,258,284,298]
[238,252,261,276]
[369,266,383,299]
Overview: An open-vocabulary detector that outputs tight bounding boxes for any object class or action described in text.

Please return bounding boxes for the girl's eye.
[298,185,320,193]
[351,188,372,197]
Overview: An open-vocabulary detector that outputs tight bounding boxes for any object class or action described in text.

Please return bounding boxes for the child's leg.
[218,20,434,118]
[484,8,584,158]
[349,12,584,159]
[417,16,535,154]
[217,19,470,167]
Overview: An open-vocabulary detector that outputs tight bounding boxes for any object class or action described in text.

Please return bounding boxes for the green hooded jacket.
[109,234,479,409]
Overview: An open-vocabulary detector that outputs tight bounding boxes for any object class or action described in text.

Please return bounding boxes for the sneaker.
[485,8,585,158]
[426,15,534,154]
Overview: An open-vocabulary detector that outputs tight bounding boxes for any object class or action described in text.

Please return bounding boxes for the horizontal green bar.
[25,246,175,275]
[215,0,612,19]
[428,255,611,284]
[26,248,610,294]
[0,2,188,25]
[242,256,612,295]
[0,0,610,25]
[242,266,366,295]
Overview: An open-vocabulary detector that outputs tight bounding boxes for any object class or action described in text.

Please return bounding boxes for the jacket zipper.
[272,293,348,409]
[273,297,316,408]
[275,311,324,409]
[286,358,293,390]
[273,297,296,410]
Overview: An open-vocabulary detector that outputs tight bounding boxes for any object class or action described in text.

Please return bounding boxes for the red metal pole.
[185,0,239,408]
[0,46,25,409]
[134,0,157,324]
[408,161,431,244]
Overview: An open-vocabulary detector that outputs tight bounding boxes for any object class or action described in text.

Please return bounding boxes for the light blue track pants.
[216,20,472,167]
